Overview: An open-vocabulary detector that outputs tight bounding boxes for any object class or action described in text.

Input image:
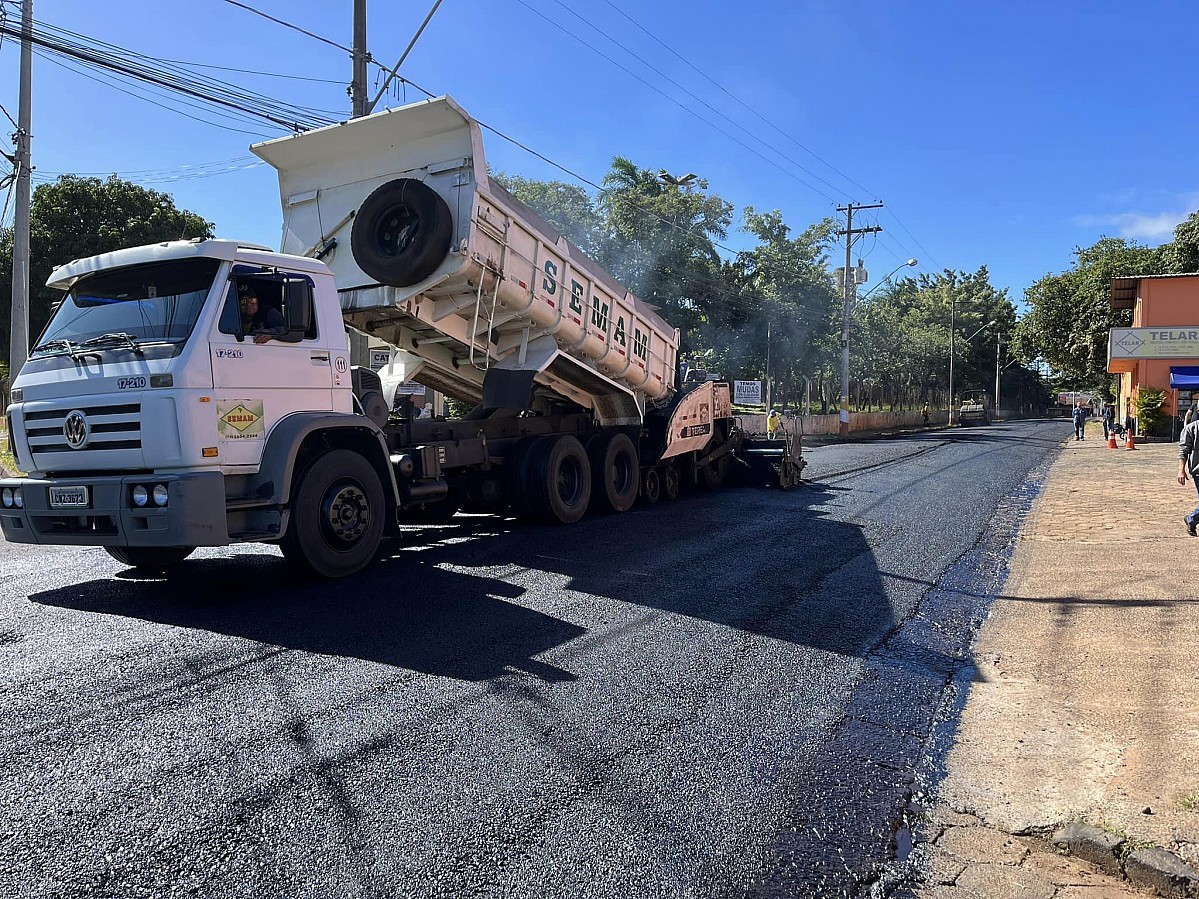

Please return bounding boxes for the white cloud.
[1077,193,1199,242]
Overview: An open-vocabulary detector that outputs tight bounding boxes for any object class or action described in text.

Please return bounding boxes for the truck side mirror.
[282,279,315,341]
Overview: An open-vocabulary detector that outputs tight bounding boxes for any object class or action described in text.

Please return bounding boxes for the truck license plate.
[49,486,89,508]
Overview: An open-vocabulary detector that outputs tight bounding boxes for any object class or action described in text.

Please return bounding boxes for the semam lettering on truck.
[0,96,803,579]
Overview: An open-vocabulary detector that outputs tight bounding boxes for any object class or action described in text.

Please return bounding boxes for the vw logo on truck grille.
[63,410,90,449]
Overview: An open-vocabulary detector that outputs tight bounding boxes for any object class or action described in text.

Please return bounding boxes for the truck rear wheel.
[641,468,661,504]
[105,545,195,570]
[281,450,386,578]
[662,464,680,501]
[588,431,639,513]
[351,177,453,288]
[526,435,591,524]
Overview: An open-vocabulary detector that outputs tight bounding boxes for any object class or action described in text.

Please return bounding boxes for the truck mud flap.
[732,434,805,490]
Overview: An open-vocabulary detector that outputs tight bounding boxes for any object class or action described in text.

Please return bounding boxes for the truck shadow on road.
[30,482,959,684]
[30,556,584,682]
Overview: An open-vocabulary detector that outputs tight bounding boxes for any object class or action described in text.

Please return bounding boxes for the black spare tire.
[351,177,454,287]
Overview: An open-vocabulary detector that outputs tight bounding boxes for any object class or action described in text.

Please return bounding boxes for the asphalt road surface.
[0,419,1066,898]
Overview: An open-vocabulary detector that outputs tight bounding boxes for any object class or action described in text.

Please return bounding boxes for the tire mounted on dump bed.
[351,177,454,287]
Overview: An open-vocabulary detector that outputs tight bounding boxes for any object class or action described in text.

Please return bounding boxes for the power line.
[512,0,935,270]
[217,0,352,54]
[0,17,337,132]
[31,46,280,138]
[511,0,840,206]
[543,0,853,204]
[598,0,879,203]
[40,15,346,120]
[158,57,346,84]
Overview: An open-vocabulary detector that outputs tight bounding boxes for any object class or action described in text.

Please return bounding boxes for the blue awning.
[1170,366,1199,388]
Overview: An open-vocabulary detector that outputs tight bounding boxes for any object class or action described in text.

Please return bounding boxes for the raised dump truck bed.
[252,96,676,423]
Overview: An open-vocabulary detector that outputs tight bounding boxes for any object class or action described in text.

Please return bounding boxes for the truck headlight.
[152,484,169,507]
[12,488,21,509]
[1,487,12,508]
[131,485,149,507]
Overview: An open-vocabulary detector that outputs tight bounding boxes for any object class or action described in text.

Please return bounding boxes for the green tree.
[722,208,839,407]
[491,173,605,259]
[1012,237,1168,385]
[879,267,1016,407]
[1168,209,1199,272]
[0,175,213,363]
[597,158,733,348]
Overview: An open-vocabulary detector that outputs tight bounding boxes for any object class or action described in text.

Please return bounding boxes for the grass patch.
[1119,837,1160,861]
[1179,792,1199,811]
[0,430,22,476]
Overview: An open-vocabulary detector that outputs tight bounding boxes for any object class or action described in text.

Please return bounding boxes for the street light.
[948,317,997,426]
[658,170,697,187]
[859,258,918,300]
[840,258,917,434]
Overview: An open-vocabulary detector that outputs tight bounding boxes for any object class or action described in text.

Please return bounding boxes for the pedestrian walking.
[1072,405,1085,441]
[1102,403,1114,439]
[1178,414,1199,535]
[921,403,930,427]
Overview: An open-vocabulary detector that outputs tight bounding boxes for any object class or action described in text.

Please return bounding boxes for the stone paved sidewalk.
[909,422,1199,898]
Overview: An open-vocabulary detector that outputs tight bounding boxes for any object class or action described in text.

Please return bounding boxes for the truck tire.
[588,431,639,513]
[280,449,386,578]
[641,468,661,505]
[105,545,195,570]
[526,435,591,524]
[507,436,544,520]
[662,464,680,501]
[351,178,453,288]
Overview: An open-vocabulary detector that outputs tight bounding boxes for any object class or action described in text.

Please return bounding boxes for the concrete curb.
[1053,821,1199,897]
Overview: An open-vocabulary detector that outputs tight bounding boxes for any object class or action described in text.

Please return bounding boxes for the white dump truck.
[1,96,801,577]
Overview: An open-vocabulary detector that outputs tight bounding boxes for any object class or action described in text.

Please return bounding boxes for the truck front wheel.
[281,450,386,578]
[105,546,195,570]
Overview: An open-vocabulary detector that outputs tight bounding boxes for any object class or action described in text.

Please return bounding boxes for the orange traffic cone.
[1107,433,1118,449]
[1125,430,1137,450]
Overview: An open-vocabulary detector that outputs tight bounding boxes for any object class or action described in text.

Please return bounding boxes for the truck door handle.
[310,352,330,364]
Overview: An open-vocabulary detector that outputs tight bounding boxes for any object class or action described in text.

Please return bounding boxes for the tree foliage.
[0,175,213,362]
[1011,237,1169,385]
[497,160,1044,412]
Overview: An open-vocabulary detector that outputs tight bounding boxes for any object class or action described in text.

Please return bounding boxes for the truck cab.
[0,239,380,571]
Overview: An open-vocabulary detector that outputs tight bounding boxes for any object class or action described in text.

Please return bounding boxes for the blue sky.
[2,0,1197,306]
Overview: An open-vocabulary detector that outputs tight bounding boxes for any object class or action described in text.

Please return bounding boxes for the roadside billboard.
[734,380,762,405]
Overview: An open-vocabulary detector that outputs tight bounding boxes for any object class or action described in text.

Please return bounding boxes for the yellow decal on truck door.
[217,400,265,440]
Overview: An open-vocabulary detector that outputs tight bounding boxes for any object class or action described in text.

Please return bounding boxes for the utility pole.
[765,317,771,413]
[350,0,368,117]
[836,202,883,436]
[995,336,1002,421]
[8,0,33,374]
[948,290,955,425]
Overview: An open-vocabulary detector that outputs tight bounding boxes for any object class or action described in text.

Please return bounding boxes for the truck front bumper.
[0,471,229,547]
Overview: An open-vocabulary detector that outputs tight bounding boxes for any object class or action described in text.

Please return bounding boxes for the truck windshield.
[32,258,221,357]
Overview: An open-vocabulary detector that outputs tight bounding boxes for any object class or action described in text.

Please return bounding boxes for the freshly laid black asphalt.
[0,419,1065,898]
